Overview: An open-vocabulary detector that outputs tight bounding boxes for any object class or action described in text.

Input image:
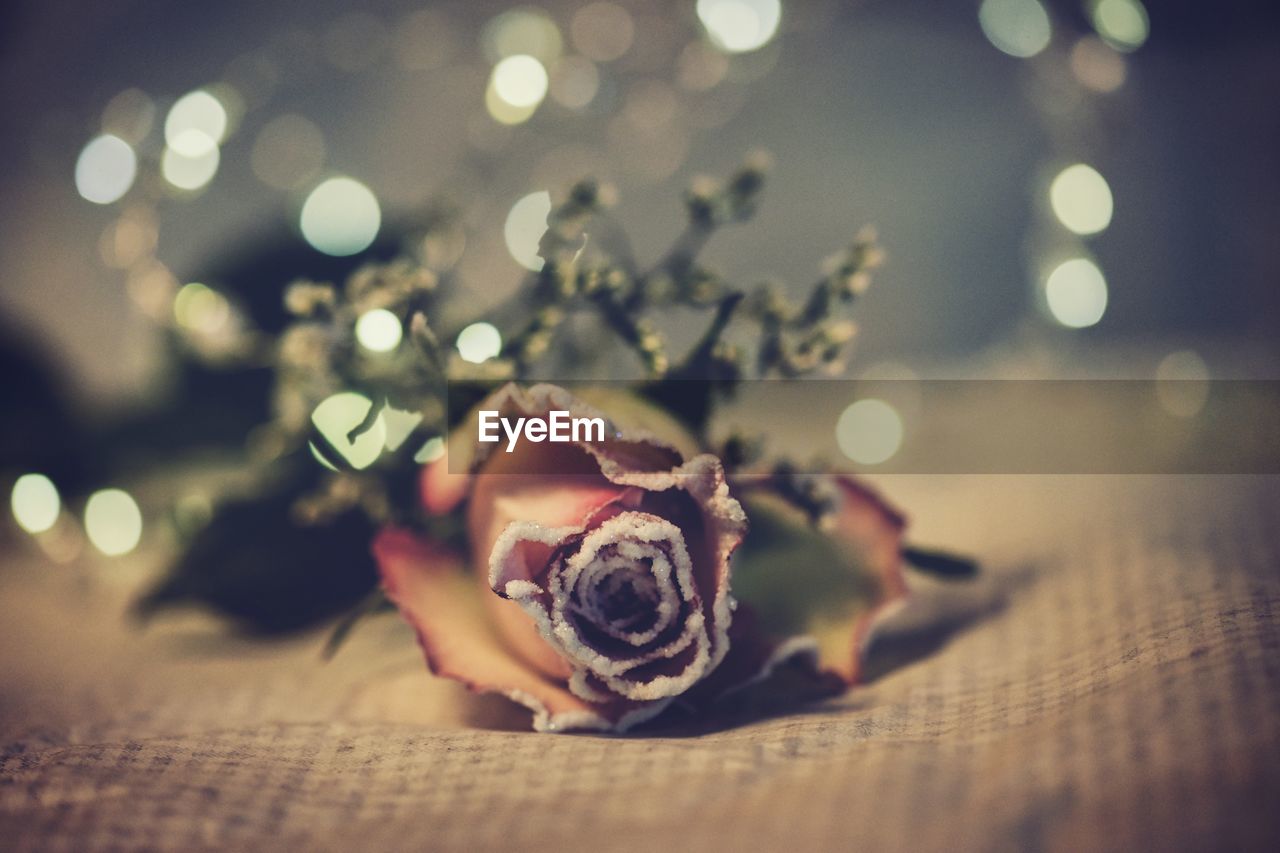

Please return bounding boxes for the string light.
[173,282,230,334]
[355,308,403,353]
[309,392,386,470]
[978,0,1051,59]
[836,399,903,465]
[696,0,782,54]
[75,135,137,204]
[300,177,381,256]
[164,90,228,155]
[491,54,550,110]
[162,141,220,191]
[1044,258,1108,328]
[1050,164,1113,236]
[10,474,60,534]
[415,436,446,463]
[456,322,503,364]
[504,191,552,271]
[1089,0,1149,52]
[84,489,143,556]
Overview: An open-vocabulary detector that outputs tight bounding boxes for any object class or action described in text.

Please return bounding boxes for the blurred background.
[1,0,1278,570]
[3,0,1278,401]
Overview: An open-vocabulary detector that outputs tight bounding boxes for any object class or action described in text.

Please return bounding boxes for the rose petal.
[494,511,714,702]
[730,475,908,685]
[374,527,666,732]
[474,475,642,682]
[420,454,470,515]
[829,477,909,682]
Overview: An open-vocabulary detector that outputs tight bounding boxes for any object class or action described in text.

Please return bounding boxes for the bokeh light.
[1070,36,1127,93]
[1155,349,1210,418]
[1050,164,1113,235]
[481,8,563,64]
[677,41,730,91]
[1045,258,1108,328]
[1090,0,1149,52]
[251,114,325,190]
[164,90,228,156]
[126,260,178,320]
[101,88,155,144]
[491,54,550,109]
[456,322,503,364]
[571,3,635,62]
[550,56,601,109]
[84,489,143,556]
[622,81,678,129]
[415,436,446,464]
[300,177,381,256]
[836,399,904,465]
[10,474,61,534]
[696,0,782,54]
[173,282,230,334]
[174,493,214,536]
[355,308,403,353]
[98,205,158,270]
[978,0,1052,59]
[161,141,220,191]
[485,80,539,124]
[75,134,137,204]
[309,392,386,471]
[380,405,423,452]
[504,191,552,271]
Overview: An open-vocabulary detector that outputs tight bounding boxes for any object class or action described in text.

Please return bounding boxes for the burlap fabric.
[2,475,1278,851]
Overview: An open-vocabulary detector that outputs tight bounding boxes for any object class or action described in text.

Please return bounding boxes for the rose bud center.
[546,512,712,701]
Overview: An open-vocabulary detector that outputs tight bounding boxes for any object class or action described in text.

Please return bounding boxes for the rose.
[374,382,913,733]
[375,384,747,732]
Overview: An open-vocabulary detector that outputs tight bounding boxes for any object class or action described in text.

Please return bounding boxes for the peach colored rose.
[376,384,746,732]
[375,383,913,733]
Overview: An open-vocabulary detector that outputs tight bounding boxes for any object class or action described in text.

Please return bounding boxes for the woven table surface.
[2,474,1278,851]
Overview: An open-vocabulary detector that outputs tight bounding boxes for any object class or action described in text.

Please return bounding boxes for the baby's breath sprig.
[752,226,884,378]
[497,154,772,385]
[173,154,882,523]
[670,151,770,263]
